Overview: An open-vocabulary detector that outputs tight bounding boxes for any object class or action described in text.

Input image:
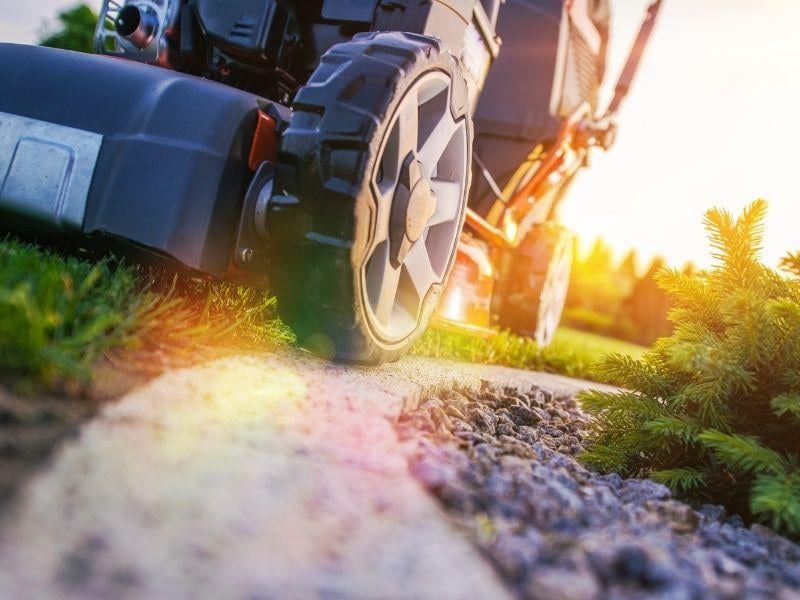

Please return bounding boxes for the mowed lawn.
[0,236,645,390]
[412,325,647,385]
[552,327,646,362]
[0,237,293,390]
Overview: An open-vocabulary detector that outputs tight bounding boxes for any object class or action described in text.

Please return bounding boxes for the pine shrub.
[579,200,800,536]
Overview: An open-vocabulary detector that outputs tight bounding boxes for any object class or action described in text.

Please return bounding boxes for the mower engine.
[96,0,300,99]
[96,0,180,65]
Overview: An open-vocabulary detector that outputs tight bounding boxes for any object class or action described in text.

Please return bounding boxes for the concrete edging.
[0,352,607,598]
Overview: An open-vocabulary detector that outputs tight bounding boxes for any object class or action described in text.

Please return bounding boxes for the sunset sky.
[2,0,798,270]
[568,0,800,270]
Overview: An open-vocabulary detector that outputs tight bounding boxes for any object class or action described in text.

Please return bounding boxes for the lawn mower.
[0,0,662,364]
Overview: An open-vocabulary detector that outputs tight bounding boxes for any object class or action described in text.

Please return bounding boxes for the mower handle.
[604,0,664,119]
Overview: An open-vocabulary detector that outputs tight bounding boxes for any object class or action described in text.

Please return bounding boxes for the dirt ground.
[0,360,148,510]
[0,387,98,509]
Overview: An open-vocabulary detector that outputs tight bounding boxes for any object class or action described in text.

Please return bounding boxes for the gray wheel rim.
[363,71,468,342]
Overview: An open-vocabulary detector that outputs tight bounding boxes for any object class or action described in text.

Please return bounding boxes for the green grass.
[553,327,646,362]
[1,235,643,390]
[411,325,646,385]
[0,237,293,390]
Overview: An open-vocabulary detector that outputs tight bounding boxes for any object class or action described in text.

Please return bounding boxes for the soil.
[0,333,255,510]
[0,386,99,509]
[0,359,147,510]
[398,384,800,599]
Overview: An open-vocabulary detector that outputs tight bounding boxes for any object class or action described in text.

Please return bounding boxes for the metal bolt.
[240,248,255,264]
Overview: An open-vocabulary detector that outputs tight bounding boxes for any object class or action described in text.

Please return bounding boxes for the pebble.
[398,386,800,599]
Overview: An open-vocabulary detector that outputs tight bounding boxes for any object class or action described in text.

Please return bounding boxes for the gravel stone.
[398,385,800,599]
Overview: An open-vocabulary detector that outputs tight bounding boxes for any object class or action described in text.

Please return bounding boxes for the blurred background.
[2,0,798,346]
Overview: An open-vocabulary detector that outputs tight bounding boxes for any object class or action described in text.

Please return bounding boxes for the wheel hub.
[406,177,435,242]
[389,154,436,265]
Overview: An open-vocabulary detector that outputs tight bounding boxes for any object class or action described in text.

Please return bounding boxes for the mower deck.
[0,43,280,278]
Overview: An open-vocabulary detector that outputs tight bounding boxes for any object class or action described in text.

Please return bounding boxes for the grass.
[552,327,646,361]
[0,235,643,391]
[0,237,293,390]
[411,325,646,385]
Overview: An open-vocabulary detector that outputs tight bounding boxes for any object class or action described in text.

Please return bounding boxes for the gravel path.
[398,384,800,599]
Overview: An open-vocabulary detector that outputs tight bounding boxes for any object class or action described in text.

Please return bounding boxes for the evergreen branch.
[578,444,632,474]
[703,200,767,284]
[751,472,800,536]
[579,390,664,421]
[781,370,800,391]
[698,430,786,476]
[780,251,800,277]
[651,467,707,493]
[590,353,676,398]
[767,298,800,327]
[770,393,800,421]
[644,415,701,444]
[656,269,720,327]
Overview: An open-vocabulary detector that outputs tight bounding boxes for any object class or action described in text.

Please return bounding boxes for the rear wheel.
[495,223,573,347]
[266,32,472,363]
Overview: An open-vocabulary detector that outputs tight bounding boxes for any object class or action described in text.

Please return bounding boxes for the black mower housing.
[0,43,274,278]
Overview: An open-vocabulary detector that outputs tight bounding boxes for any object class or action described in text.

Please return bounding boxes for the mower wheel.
[495,222,573,347]
[266,32,472,363]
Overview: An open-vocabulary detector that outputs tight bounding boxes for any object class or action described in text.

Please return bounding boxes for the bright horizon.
[566,0,800,270]
[2,0,798,271]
